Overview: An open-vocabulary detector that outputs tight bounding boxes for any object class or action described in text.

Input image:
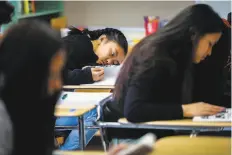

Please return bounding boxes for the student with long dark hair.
[0,1,14,154]
[112,4,225,124]
[63,27,128,85]
[0,20,66,155]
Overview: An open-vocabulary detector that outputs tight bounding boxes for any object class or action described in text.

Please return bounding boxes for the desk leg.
[100,127,107,152]
[190,130,199,137]
[78,116,85,150]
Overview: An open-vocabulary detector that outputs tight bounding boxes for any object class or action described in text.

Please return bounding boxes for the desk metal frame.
[55,107,98,150]
[55,87,113,150]
[97,121,231,151]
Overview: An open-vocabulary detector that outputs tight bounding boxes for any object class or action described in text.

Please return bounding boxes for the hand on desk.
[182,102,225,117]
[107,144,128,155]
[91,67,104,81]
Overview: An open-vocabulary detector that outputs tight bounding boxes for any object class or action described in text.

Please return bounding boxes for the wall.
[64,1,195,28]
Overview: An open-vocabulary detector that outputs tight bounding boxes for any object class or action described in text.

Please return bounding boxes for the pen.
[62,94,68,100]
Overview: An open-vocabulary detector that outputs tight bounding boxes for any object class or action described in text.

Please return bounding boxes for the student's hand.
[107,144,128,155]
[91,67,104,81]
[182,102,225,117]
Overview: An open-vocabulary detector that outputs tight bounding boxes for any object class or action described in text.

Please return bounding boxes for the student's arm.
[65,68,94,85]
[124,62,183,123]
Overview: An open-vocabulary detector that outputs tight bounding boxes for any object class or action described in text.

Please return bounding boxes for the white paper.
[56,91,112,108]
[82,65,122,86]
[193,108,231,122]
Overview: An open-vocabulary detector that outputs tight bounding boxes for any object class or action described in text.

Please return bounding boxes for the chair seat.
[151,136,231,155]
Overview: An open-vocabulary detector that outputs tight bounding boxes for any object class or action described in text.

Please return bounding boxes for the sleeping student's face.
[48,50,66,95]
[193,32,221,64]
[95,37,125,65]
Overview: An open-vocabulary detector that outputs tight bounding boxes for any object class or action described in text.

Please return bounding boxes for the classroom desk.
[117,118,232,136]
[55,105,96,117]
[97,118,231,138]
[54,136,231,155]
[151,136,231,155]
[53,150,104,155]
[63,85,114,93]
[55,105,97,150]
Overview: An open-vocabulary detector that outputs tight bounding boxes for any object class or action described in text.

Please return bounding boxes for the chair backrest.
[97,94,113,122]
[152,136,231,155]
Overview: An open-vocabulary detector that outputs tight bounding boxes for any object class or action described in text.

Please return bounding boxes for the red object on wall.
[144,16,159,36]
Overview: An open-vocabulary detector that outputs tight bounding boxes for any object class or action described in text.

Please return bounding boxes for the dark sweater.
[63,35,98,85]
[123,60,184,123]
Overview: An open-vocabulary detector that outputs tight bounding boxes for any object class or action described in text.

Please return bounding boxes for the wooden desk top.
[118,118,232,127]
[53,151,104,155]
[54,136,231,155]
[54,105,96,117]
[151,136,231,155]
[63,85,114,89]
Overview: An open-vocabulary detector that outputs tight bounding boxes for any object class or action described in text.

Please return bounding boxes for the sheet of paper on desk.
[193,108,231,122]
[56,91,112,108]
[82,65,122,86]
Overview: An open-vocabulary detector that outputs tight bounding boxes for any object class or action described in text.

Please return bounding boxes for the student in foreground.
[63,27,128,85]
[0,1,14,155]
[112,4,225,126]
[0,21,66,155]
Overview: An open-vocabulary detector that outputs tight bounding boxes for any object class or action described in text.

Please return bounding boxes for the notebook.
[81,65,122,86]
[56,91,112,108]
[193,108,231,122]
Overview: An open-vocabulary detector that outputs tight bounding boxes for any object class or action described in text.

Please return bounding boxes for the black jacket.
[63,34,98,85]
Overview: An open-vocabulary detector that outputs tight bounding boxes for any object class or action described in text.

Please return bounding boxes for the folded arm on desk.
[65,68,94,85]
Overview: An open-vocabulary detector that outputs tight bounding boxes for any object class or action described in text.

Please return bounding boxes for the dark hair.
[227,12,231,25]
[0,20,64,154]
[68,27,128,55]
[114,4,224,107]
[0,20,63,94]
[0,1,14,25]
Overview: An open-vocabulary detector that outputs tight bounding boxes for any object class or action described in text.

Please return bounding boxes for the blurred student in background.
[0,1,14,154]
[63,27,128,85]
[0,20,65,155]
[55,27,128,150]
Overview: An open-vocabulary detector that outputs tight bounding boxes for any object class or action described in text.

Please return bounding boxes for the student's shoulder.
[63,34,91,45]
[153,58,177,76]
[136,58,177,83]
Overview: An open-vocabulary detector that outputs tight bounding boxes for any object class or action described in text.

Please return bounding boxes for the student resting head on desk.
[112,4,226,123]
[0,20,66,155]
[62,27,128,85]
